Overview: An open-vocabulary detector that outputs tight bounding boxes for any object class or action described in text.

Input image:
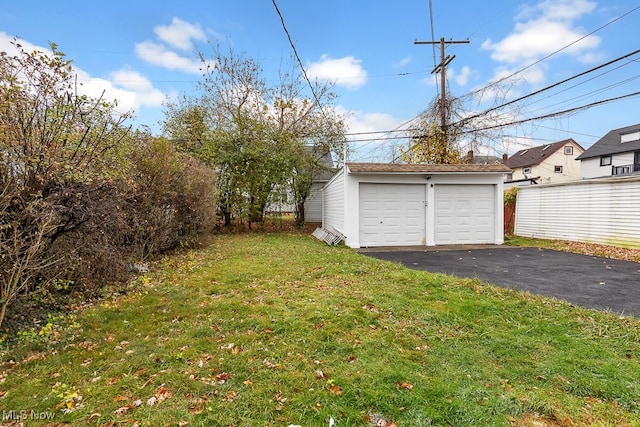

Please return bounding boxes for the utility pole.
[414,37,469,149]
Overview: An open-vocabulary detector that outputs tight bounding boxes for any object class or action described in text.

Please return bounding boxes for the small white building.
[321,162,512,248]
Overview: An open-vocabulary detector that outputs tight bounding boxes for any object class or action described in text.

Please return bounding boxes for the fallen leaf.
[154,384,172,402]
[329,384,342,395]
[315,370,328,379]
[214,372,230,384]
[263,358,281,369]
[397,381,413,390]
[114,405,133,416]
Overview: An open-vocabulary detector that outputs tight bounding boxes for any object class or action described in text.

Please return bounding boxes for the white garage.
[434,184,495,244]
[359,183,426,246]
[321,163,511,248]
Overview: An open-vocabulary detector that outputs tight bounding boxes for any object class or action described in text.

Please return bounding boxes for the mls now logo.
[2,410,55,421]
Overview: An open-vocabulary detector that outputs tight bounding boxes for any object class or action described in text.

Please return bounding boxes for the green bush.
[504,187,518,204]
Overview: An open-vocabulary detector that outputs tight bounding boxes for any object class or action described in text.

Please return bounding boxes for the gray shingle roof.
[576,123,640,160]
[346,162,512,173]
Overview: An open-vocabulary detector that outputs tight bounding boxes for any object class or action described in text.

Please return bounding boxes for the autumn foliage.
[0,41,217,331]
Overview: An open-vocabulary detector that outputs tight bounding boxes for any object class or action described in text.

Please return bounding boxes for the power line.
[455,48,640,128]
[466,4,640,98]
[465,90,640,134]
[271,0,326,116]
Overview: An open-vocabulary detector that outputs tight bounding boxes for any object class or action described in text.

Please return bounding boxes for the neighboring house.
[576,123,640,179]
[464,150,502,165]
[504,139,584,186]
[320,162,512,248]
[267,147,335,223]
[303,149,335,223]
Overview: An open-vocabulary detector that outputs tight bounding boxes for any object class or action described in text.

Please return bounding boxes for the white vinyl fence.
[515,176,640,248]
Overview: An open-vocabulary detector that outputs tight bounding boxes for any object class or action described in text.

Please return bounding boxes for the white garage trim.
[434,184,495,244]
[322,163,509,248]
[359,183,426,247]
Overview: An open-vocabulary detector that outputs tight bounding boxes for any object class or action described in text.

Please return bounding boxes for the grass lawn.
[2,232,640,426]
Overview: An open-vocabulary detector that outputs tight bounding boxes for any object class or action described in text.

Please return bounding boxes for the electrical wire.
[454,48,640,128]
[464,90,640,134]
[271,0,327,117]
[465,4,640,98]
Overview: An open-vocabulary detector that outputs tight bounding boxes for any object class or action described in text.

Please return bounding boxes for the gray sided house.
[321,162,512,248]
[576,123,640,178]
[267,147,335,223]
[303,150,335,223]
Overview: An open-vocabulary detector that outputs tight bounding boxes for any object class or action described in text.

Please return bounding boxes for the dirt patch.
[511,413,569,427]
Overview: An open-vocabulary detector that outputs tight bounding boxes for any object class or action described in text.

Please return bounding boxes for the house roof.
[505,139,583,169]
[576,123,640,160]
[346,162,512,174]
[310,146,335,182]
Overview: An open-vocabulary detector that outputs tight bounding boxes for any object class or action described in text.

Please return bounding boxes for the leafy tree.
[163,45,346,227]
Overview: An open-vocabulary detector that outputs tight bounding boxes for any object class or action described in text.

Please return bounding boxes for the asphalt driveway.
[360,246,640,317]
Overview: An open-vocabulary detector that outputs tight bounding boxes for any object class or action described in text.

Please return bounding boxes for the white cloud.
[394,57,412,68]
[153,17,207,52]
[516,0,597,21]
[344,110,404,135]
[455,66,473,86]
[306,54,368,90]
[0,32,165,115]
[109,68,166,108]
[420,65,475,88]
[334,105,410,162]
[135,40,204,75]
[481,0,600,65]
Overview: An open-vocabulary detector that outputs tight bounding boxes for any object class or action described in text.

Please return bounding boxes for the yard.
[1,232,639,426]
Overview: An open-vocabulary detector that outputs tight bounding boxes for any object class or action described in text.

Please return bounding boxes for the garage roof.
[346,162,512,174]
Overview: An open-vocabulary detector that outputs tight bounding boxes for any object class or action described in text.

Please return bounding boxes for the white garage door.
[359,183,426,247]
[434,184,495,244]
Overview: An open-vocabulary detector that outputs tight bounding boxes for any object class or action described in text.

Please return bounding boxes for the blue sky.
[1,0,639,161]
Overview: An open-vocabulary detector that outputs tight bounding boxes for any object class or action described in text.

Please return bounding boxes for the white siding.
[333,170,505,248]
[322,169,345,234]
[304,182,325,222]
[581,152,636,179]
[515,177,640,248]
[580,158,606,179]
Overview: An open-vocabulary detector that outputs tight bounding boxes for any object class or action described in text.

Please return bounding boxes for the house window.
[554,165,563,173]
[564,146,573,155]
[621,130,640,143]
[523,166,531,174]
[600,156,612,166]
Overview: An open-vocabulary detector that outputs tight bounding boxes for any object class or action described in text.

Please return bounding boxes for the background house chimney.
[467,150,474,164]
[502,153,508,161]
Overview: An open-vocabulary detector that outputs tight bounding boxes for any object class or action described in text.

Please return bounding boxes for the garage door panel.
[359,184,426,247]
[435,185,495,245]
